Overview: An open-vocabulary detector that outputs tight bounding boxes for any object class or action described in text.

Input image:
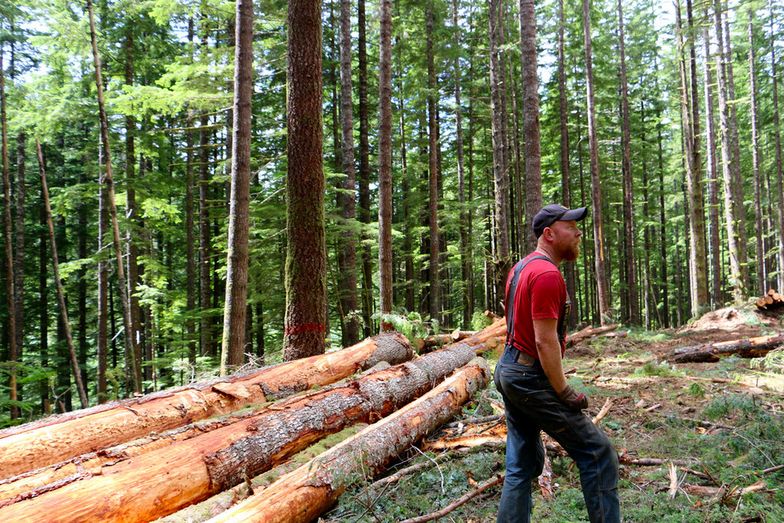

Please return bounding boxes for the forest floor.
[316,305,784,523]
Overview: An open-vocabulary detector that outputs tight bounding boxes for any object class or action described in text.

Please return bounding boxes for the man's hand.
[557,385,588,411]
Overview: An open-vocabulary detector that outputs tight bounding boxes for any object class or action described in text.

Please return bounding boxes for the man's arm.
[534,318,587,410]
[533,318,567,393]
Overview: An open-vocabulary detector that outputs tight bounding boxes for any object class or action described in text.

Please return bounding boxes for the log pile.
[0,321,507,523]
[669,333,784,363]
[755,289,784,310]
[0,332,413,479]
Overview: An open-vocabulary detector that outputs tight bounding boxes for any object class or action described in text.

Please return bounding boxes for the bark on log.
[0,336,492,521]
[0,332,412,480]
[566,323,619,347]
[669,333,784,362]
[207,360,491,523]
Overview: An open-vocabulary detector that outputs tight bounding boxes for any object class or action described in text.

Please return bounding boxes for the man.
[494,204,620,523]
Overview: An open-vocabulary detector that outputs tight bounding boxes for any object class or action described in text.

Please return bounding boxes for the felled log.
[451,329,477,341]
[207,360,491,523]
[0,336,489,521]
[414,333,453,353]
[0,332,412,480]
[566,323,619,347]
[669,333,784,363]
[755,288,784,310]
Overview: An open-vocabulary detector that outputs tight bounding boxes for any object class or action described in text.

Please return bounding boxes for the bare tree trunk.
[0,47,19,418]
[87,0,142,393]
[39,198,51,413]
[378,0,394,328]
[582,0,610,322]
[199,34,213,359]
[185,20,197,366]
[749,13,765,295]
[452,0,470,329]
[771,1,784,292]
[283,0,327,360]
[618,0,638,324]
[36,140,88,409]
[702,22,722,307]
[722,4,747,279]
[396,40,415,314]
[357,0,374,336]
[14,131,25,384]
[519,0,542,253]
[676,0,709,317]
[123,24,143,388]
[713,0,746,302]
[557,0,576,327]
[337,0,360,344]
[489,0,509,316]
[219,0,253,374]
[426,1,441,322]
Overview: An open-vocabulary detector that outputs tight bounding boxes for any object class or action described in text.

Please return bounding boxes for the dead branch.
[397,474,504,523]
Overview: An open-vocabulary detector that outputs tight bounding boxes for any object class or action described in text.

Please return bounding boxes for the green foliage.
[377,311,432,342]
[703,394,761,420]
[688,382,705,398]
[471,311,494,331]
[633,361,682,378]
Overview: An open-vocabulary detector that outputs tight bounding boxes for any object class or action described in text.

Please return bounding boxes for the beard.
[562,242,580,262]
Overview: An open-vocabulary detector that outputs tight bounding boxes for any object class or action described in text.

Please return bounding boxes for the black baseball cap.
[533,204,588,238]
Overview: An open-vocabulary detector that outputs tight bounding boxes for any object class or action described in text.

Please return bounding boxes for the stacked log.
[207,360,491,523]
[669,333,784,363]
[0,324,504,522]
[0,332,412,480]
[755,289,784,310]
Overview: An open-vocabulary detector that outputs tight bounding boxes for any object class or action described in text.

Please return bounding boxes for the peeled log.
[0,336,493,521]
[566,324,619,347]
[0,333,412,480]
[207,360,491,523]
[670,333,784,362]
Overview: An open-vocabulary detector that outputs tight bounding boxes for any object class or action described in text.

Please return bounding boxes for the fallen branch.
[538,450,554,500]
[206,361,491,523]
[682,480,767,499]
[397,474,504,523]
[0,332,413,480]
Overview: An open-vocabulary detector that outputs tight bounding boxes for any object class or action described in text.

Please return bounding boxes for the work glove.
[557,385,588,411]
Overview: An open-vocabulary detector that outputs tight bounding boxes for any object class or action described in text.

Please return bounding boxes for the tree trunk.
[220,0,253,374]
[378,0,393,328]
[183,20,197,365]
[0,332,412,481]
[557,0,576,328]
[617,0,638,325]
[670,334,784,363]
[1,45,19,419]
[13,131,24,387]
[702,22,722,307]
[0,345,490,522]
[771,3,784,292]
[749,13,764,295]
[209,362,490,523]
[489,0,509,316]
[426,1,441,323]
[452,0,471,329]
[676,0,709,318]
[38,198,51,414]
[713,0,746,302]
[519,0,542,253]
[87,0,142,393]
[123,23,143,389]
[582,0,610,323]
[357,0,374,336]
[284,0,327,360]
[397,41,416,315]
[337,0,360,344]
[36,140,88,410]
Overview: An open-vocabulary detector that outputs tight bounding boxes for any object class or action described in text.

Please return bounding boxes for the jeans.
[494,345,621,523]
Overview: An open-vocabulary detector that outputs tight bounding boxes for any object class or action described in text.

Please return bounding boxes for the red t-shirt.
[505,254,567,358]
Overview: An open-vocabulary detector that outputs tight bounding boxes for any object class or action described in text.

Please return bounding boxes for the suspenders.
[505,255,551,349]
[505,255,571,350]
